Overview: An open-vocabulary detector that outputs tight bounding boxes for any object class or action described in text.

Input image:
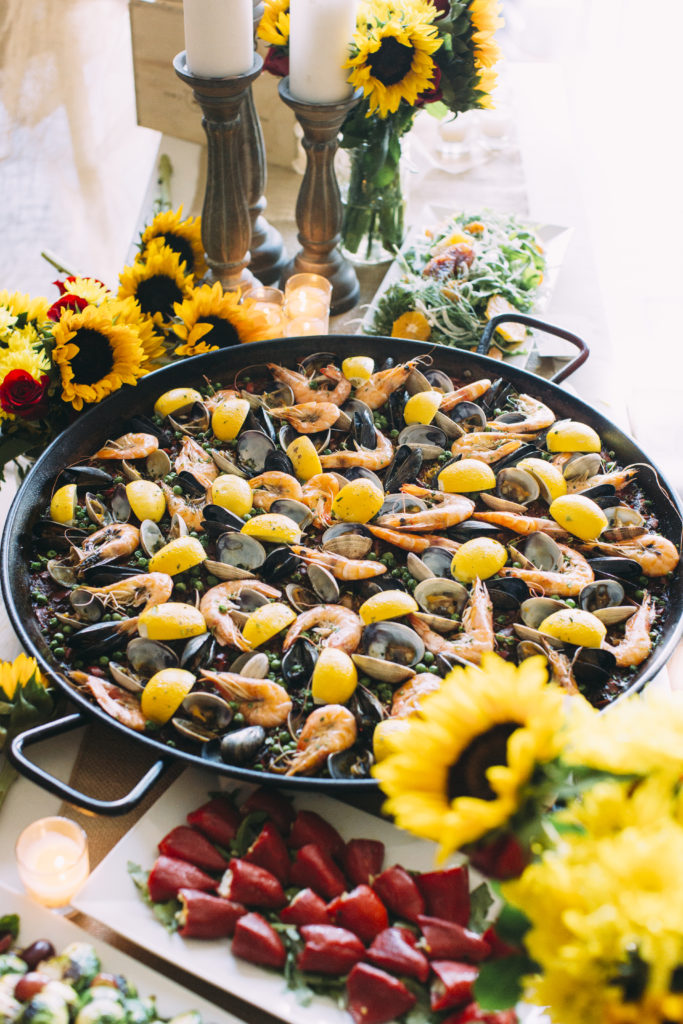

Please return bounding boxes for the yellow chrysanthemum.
[258,0,290,47]
[118,244,195,328]
[0,290,50,329]
[565,686,683,781]
[139,207,208,280]
[172,282,270,356]
[103,296,166,370]
[56,276,112,306]
[0,653,46,700]
[373,652,565,861]
[52,305,146,411]
[345,0,442,119]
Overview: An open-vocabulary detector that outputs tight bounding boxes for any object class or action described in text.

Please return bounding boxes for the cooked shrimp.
[205,388,238,412]
[533,639,579,695]
[76,523,140,570]
[367,526,460,553]
[200,671,292,727]
[501,543,594,596]
[80,572,173,614]
[160,482,205,532]
[354,360,419,410]
[174,436,218,488]
[472,511,569,537]
[207,580,281,601]
[376,483,474,532]
[292,545,387,580]
[268,363,351,406]
[490,395,555,433]
[566,466,638,494]
[94,433,159,460]
[285,705,357,776]
[581,534,679,577]
[603,593,656,667]
[451,432,528,465]
[249,471,303,510]
[439,378,491,411]
[200,585,251,651]
[283,605,362,654]
[319,429,394,471]
[409,578,494,665]
[70,672,147,731]
[391,673,441,717]
[301,473,340,526]
[269,401,340,433]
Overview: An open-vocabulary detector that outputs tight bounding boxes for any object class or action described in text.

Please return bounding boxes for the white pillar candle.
[183,0,254,78]
[289,0,358,104]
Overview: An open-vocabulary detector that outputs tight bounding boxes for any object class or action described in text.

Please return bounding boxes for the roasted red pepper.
[418,915,491,962]
[442,1004,518,1024]
[430,961,479,1012]
[288,809,345,859]
[290,843,347,899]
[280,888,330,927]
[158,825,229,873]
[218,858,286,909]
[296,924,365,974]
[147,855,217,902]
[346,963,417,1024]
[240,787,296,834]
[342,838,385,887]
[372,864,425,922]
[176,888,246,938]
[244,821,291,885]
[231,912,286,969]
[186,796,241,848]
[367,927,430,983]
[327,884,389,944]
[481,926,521,959]
[416,867,470,926]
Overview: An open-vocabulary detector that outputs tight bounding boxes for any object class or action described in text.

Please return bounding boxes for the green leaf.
[424,101,450,120]
[468,882,494,933]
[152,900,180,933]
[494,903,531,947]
[0,915,19,940]
[127,862,179,934]
[233,811,269,857]
[473,955,532,1010]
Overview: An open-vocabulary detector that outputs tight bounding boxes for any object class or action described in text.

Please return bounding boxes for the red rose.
[264,48,289,78]
[47,294,89,321]
[0,370,51,419]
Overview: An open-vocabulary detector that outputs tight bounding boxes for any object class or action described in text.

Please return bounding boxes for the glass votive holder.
[284,273,332,315]
[284,315,329,337]
[16,816,89,909]
[284,292,329,322]
[242,286,286,340]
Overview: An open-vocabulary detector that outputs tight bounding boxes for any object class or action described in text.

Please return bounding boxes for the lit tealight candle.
[285,316,328,337]
[183,0,254,78]
[243,287,285,339]
[289,0,358,103]
[16,817,89,908]
[284,292,329,321]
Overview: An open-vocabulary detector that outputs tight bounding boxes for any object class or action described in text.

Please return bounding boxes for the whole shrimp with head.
[200,581,281,650]
[284,705,357,776]
[353,359,420,410]
[410,577,494,665]
[501,543,594,597]
[75,523,140,573]
[319,429,394,471]
[283,605,363,654]
[376,484,474,532]
[268,363,351,405]
[269,402,340,434]
[200,670,292,727]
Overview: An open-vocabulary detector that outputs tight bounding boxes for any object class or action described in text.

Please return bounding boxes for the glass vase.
[340,135,408,265]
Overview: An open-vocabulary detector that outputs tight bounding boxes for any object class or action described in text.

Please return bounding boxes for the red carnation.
[415,67,443,107]
[264,48,289,78]
[47,294,89,321]
[0,370,51,419]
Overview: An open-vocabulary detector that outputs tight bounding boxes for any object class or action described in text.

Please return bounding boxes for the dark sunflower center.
[200,315,240,348]
[68,328,115,385]
[157,232,196,273]
[367,37,415,86]
[447,723,519,803]
[135,274,183,318]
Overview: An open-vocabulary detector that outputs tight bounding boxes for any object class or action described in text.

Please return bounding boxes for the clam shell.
[127,637,179,676]
[285,582,319,612]
[562,452,602,481]
[414,577,468,617]
[351,653,415,683]
[307,563,340,603]
[380,493,427,516]
[120,460,142,482]
[496,467,539,506]
[216,532,266,572]
[47,559,77,587]
[513,623,564,648]
[210,449,247,478]
[69,588,104,623]
[411,611,460,634]
[579,579,624,612]
[406,552,435,582]
[421,546,454,578]
[592,605,637,625]
[230,651,270,678]
[108,662,145,693]
[362,621,425,667]
[322,523,373,560]
[270,498,314,529]
[520,596,567,629]
[480,492,527,514]
[397,424,447,460]
[146,449,172,479]
[203,558,256,581]
[510,532,562,572]
[140,519,165,557]
[85,493,113,527]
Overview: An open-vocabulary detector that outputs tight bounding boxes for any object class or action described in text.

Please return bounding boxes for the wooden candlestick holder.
[278,77,361,316]
[174,51,263,292]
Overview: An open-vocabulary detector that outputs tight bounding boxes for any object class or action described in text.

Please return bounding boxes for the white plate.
[0,881,241,1024]
[73,767,547,1024]
[361,211,574,370]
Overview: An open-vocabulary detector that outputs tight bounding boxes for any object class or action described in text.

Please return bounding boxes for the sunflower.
[51,305,146,411]
[258,0,290,48]
[118,244,195,328]
[172,282,270,356]
[373,652,565,861]
[53,276,112,306]
[139,207,208,280]
[468,0,503,104]
[103,296,167,370]
[345,0,442,119]
[0,290,50,329]
[0,653,46,700]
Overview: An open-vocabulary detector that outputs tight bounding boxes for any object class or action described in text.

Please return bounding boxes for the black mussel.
[202,504,245,531]
[384,444,423,493]
[478,378,515,416]
[261,545,300,581]
[359,577,408,598]
[264,449,295,475]
[485,577,530,609]
[282,637,318,689]
[167,401,210,436]
[68,619,133,656]
[386,388,408,431]
[180,633,217,672]
[237,429,275,475]
[579,483,618,506]
[448,401,487,430]
[299,351,338,374]
[59,466,114,489]
[32,520,85,551]
[352,408,377,450]
[176,470,206,497]
[220,725,267,765]
[126,414,170,442]
[491,443,542,474]
[247,405,277,444]
[449,520,502,540]
[421,546,454,578]
[327,745,374,779]
[349,686,386,732]
[588,556,642,583]
[80,561,142,586]
[572,646,618,687]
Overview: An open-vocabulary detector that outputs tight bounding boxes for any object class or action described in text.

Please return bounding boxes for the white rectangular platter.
[0,881,242,1024]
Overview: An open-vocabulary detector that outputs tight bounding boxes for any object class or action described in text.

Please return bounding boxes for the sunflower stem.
[40,250,78,277]
[154,154,174,215]
[0,756,18,812]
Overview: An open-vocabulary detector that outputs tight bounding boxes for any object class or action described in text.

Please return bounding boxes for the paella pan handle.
[477,313,589,384]
[9,712,170,816]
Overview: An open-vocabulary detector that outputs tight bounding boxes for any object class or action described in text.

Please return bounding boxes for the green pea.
[423,651,435,665]
[176,582,187,593]
[99,656,109,666]
[233,712,245,725]
[173,485,183,495]
[271,659,282,671]
[53,632,64,642]
[62,625,73,635]
[30,561,42,571]
[46,549,58,559]
[53,647,65,658]
[206,575,219,587]
[415,662,428,673]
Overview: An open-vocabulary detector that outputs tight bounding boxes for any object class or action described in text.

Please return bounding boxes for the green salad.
[364,211,547,353]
